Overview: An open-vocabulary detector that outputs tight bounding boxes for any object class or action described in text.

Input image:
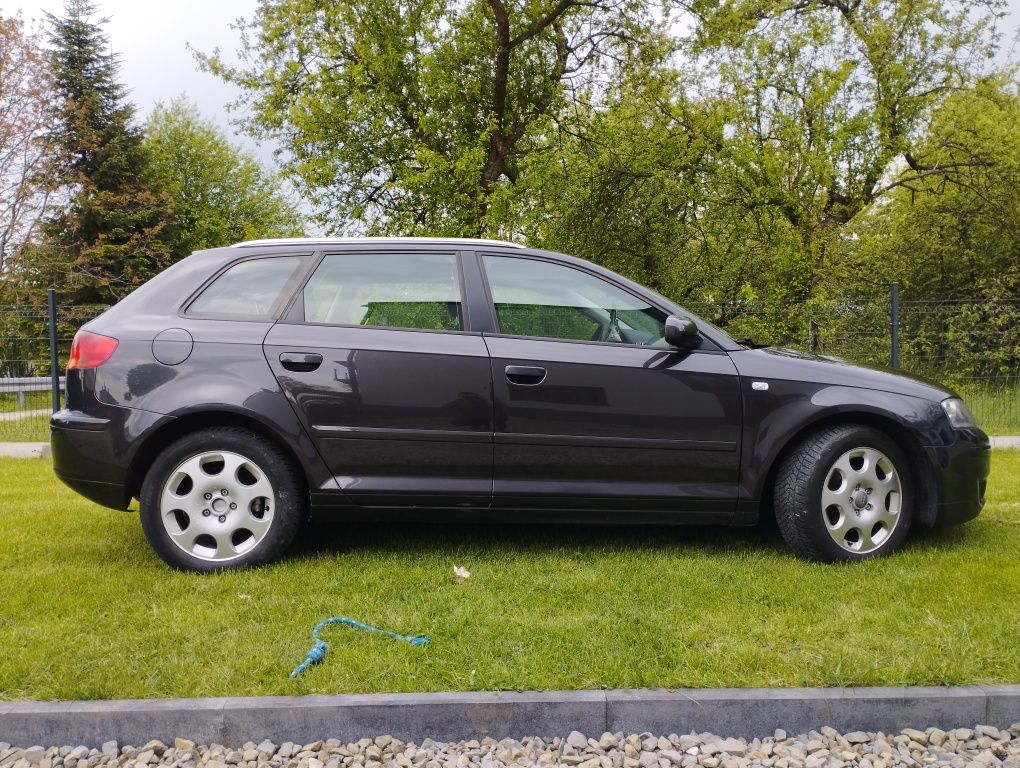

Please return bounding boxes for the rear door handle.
[505,365,546,386]
[279,352,323,372]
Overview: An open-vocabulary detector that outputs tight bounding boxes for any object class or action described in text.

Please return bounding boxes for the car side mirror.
[664,314,701,350]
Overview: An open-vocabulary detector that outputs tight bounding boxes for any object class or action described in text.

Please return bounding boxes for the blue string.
[289,616,430,678]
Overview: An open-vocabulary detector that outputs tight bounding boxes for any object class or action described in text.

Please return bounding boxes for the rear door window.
[302,252,463,331]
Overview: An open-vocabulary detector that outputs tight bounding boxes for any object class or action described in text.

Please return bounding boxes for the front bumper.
[923,427,991,526]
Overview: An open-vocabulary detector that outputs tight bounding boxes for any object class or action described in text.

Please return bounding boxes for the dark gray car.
[51,237,991,571]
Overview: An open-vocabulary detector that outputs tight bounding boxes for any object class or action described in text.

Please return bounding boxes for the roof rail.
[230,236,525,249]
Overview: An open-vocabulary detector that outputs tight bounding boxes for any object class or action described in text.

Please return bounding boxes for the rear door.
[476,252,742,517]
[264,249,493,507]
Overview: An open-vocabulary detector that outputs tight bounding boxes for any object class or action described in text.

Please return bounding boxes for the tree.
[143,98,303,259]
[846,79,1020,380]
[689,0,1002,292]
[38,0,174,303]
[199,0,659,235]
[529,0,1005,350]
[0,14,55,280]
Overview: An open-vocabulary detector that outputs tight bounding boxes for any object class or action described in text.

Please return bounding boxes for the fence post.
[890,282,900,369]
[47,288,60,413]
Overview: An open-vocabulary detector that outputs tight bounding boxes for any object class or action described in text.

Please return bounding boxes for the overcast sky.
[9,0,261,154]
[7,0,1020,162]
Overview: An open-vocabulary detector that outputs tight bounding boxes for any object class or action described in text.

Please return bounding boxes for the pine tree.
[40,0,174,303]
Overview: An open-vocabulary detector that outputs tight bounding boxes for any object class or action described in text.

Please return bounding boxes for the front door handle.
[505,365,547,386]
[280,352,323,372]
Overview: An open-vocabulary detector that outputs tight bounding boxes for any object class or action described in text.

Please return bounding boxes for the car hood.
[728,347,955,401]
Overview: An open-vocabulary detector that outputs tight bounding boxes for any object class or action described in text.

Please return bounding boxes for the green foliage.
[142,98,303,259]
[198,0,661,235]
[496,303,601,340]
[847,81,1020,380]
[526,0,1005,355]
[35,0,175,302]
[0,14,55,278]
[360,301,461,331]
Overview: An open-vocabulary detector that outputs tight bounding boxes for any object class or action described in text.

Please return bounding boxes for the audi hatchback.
[51,237,990,571]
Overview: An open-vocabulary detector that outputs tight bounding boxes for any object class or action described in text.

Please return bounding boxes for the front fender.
[739,379,950,502]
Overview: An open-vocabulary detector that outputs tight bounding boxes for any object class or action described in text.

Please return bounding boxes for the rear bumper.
[50,407,162,510]
[53,471,131,510]
[923,428,991,526]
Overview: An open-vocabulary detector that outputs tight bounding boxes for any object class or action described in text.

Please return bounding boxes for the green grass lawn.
[0,391,51,442]
[0,416,49,442]
[0,391,51,413]
[0,452,1018,701]
[960,385,1020,435]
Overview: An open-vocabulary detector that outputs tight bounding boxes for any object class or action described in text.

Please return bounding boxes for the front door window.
[482,255,668,346]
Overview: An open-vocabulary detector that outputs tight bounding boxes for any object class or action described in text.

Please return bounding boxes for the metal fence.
[0,293,108,442]
[1,286,1017,442]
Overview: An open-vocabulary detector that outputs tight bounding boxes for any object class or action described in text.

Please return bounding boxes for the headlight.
[942,398,977,429]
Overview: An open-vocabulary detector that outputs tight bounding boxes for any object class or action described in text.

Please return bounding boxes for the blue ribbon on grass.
[289,616,430,678]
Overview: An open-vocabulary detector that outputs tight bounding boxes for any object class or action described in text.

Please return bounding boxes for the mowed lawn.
[0,452,1018,701]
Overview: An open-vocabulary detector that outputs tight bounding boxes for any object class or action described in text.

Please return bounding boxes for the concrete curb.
[0,442,50,458]
[991,436,1020,449]
[2,687,1019,747]
[1,438,1019,459]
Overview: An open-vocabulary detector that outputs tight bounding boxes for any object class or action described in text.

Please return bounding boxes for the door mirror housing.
[664,314,701,350]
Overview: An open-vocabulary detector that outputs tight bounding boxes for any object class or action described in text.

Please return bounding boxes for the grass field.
[0,391,51,442]
[959,385,1020,435]
[0,391,50,413]
[0,416,49,442]
[0,452,1017,701]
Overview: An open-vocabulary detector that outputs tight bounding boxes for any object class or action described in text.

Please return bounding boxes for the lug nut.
[866,504,873,510]
[218,515,227,523]
[204,493,212,500]
[229,503,237,510]
[202,509,211,517]
[221,489,228,496]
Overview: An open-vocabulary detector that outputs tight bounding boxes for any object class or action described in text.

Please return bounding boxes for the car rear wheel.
[139,427,305,571]
[774,425,913,562]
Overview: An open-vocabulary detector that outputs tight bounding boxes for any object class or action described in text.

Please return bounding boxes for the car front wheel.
[139,427,305,571]
[774,424,913,562]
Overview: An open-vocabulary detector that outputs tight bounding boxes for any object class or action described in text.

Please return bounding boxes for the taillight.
[67,330,119,369]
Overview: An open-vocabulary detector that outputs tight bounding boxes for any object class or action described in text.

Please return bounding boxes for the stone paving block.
[221,695,346,745]
[66,698,226,746]
[333,690,606,743]
[983,685,1020,726]
[607,688,850,738]
[1,701,73,747]
[846,686,988,732]
[221,691,608,744]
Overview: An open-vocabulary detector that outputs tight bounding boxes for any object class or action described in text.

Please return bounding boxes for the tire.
[139,427,305,571]
[774,424,913,562]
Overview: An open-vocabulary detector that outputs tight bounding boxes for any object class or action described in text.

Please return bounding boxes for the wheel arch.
[758,410,939,528]
[126,408,312,503]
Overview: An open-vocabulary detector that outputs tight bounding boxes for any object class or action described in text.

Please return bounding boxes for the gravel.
[0,724,1018,768]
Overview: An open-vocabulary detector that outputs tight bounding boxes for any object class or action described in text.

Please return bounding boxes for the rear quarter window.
[186,256,306,319]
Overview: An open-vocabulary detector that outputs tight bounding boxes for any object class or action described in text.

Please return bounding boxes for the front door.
[264,250,493,507]
[478,253,742,517]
